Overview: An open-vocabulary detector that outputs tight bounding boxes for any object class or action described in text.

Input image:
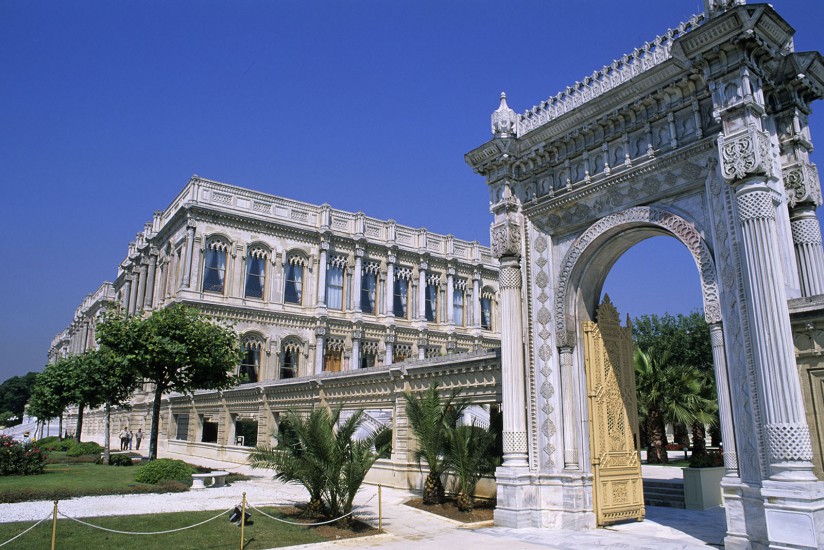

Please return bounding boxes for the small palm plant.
[403,383,468,505]
[444,423,497,512]
[249,406,384,522]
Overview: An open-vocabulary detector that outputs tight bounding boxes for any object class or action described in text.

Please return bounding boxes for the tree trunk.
[75,403,85,443]
[691,421,707,458]
[148,385,164,460]
[103,401,112,465]
[645,408,668,464]
[423,471,445,505]
[58,415,63,441]
[674,422,690,447]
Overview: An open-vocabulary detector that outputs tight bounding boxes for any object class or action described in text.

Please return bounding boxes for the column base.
[494,466,595,529]
[721,476,769,549]
[762,479,824,549]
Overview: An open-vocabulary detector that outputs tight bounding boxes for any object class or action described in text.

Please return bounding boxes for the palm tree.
[444,423,497,511]
[634,348,715,464]
[248,406,383,522]
[403,383,468,504]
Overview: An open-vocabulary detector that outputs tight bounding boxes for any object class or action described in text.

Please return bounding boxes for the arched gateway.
[466,1,824,547]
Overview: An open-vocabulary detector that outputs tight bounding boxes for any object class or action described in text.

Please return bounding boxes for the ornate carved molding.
[555,207,721,346]
[718,125,773,183]
[784,161,822,208]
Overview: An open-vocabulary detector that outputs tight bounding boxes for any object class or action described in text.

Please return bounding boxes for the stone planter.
[683,466,724,510]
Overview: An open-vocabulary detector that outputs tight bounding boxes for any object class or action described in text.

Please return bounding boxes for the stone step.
[643,479,685,509]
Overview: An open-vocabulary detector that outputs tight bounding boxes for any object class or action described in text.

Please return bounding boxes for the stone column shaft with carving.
[709,323,738,476]
[733,178,815,481]
[492,192,529,466]
[560,347,580,469]
[183,222,196,288]
[790,204,824,297]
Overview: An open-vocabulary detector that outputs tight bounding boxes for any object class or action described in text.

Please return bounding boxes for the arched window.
[284,254,307,304]
[481,287,496,330]
[281,338,301,379]
[393,267,412,318]
[326,256,346,310]
[424,274,440,322]
[361,340,378,369]
[393,343,413,363]
[203,239,229,294]
[245,246,269,299]
[453,279,466,326]
[239,338,262,383]
[361,262,380,314]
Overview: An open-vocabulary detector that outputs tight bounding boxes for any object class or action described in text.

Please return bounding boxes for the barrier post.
[50,500,58,550]
[378,484,383,532]
[239,492,247,550]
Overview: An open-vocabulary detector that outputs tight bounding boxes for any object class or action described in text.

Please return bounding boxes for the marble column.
[317,242,328,307]
[385,256,395,317]
[315,335,325,375]
[734,179,816,481]
[446,268,455,325]
[353,247,363,312]
[472,271,482,328]
[182,222,196,288]
[790,204,824,297]
[128,274,139,315]
[418,261,427,321]
[351,337,360,370]
[121,279,131,311]
[709,322,738,476]
[135,264,147,310]
[144,252,157,309]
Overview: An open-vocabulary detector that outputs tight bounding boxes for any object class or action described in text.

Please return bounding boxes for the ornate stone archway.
[468,2,824,547]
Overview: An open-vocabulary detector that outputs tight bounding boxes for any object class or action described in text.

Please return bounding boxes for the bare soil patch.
[277,505,378,540]
[404,497,495,523]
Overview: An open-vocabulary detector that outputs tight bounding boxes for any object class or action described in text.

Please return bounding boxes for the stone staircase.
[643,479,685,509]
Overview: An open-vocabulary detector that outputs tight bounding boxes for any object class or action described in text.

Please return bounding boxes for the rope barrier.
[248,493,376,526]
[57,506,235,535]
[0,514,51,547]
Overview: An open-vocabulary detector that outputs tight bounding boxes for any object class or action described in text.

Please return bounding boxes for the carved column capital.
[784,161,822,208]
[491,220,521,259]
[718,125,773,184]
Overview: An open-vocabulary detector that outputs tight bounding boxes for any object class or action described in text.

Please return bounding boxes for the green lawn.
[0,461,183,503]
[0,508,345,550]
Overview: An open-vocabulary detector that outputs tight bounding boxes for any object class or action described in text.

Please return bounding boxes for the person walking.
[119,428,128,451]
[127,430,133,450]
[135,429,143,450]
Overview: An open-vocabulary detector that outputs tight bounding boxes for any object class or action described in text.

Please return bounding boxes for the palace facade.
[50,175,501,470]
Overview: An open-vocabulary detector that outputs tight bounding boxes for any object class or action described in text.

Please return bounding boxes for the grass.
[644,459,690,467]
[0,458,186,503]
[0,507,361,550]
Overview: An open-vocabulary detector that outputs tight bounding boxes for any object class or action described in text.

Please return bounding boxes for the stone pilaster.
[182,221,196,288]
[417,259,427,321]
[446,267,455,325]
[317,240,328,308]
[560,347,580,469]
[472,270,482,329]
[121,278,131,311]
[128,274,138,315]
[384,252,395,318]
[136,261,147,310]
[144,250,158,309]
[353,245,363,312]
[314,325,326,375]
[709,323,739,476]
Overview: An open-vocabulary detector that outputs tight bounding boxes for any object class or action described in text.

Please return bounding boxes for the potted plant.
[683,449,725,510]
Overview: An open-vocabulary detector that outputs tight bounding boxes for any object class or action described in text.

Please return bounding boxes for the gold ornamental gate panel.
[583,296,644,526]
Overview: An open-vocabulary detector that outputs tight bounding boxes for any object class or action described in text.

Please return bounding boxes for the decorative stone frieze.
[784,161,822,208]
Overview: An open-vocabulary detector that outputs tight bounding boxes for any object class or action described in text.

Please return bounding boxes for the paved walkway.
[0,451,726,549]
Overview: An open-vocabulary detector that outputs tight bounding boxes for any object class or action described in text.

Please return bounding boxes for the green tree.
[79,348,140,464]
[403,383,468,505]
[248,407,385,522]
[97,304,243,460]
[634,348,715,463]
[444,424,497,512]
[0,372,38,426]
[28,357,79,440]
[633,311,712,373]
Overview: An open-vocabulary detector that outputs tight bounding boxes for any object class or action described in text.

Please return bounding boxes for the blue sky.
[1,1,822,381]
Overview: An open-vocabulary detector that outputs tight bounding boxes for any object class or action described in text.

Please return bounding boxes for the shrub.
[107,454,135,467]
[0,435,48,476]
[38,438,75,452]
[134,459,194,485]
[689,449,724,468]
[66,442,104,457]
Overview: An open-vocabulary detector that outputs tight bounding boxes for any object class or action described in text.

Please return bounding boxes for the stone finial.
[492,92,518,138]
[704,0,746,17]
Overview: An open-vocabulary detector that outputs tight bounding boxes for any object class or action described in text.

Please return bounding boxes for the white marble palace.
[50,175,502,467]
